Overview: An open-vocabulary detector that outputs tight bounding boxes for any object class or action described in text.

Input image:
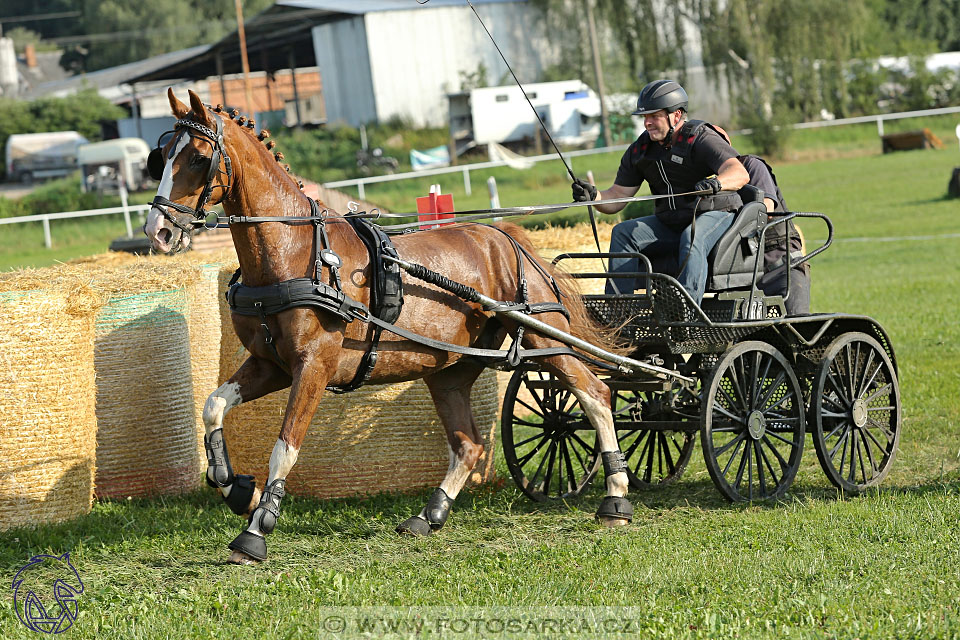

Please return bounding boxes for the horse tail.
[495,223,630,359]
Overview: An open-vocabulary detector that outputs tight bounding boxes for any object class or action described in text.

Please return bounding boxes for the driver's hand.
[572,178,598,202]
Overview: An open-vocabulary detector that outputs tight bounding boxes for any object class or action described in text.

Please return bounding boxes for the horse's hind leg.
[531,349,633,526]
[397,360,487,535]
[203,356,291,518]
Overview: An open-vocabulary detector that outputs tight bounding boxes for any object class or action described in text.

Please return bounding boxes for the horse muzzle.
[145,205,192,254]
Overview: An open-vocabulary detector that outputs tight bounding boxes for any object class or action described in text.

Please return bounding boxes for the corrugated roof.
[277,0,525,15]
[24,45,209,99]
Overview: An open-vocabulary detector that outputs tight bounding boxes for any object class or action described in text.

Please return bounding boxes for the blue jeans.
[606,210,735,303]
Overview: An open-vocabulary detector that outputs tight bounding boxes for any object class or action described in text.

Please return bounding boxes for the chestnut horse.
[144,89,634,564]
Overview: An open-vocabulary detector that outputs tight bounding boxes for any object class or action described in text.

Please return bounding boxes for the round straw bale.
[64,251,233,483]
[0,287,99,530]
[215,265,498,498]
[93,287,200,498]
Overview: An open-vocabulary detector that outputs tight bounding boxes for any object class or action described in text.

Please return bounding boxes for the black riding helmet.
[632,79,688,115]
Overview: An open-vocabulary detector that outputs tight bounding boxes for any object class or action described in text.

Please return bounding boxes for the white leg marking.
[439,443,473,500]
[203,382,242,435]
[267,439,300,484]
[571,388,629,498]
[246,439,299,536]
[202,382,242,497]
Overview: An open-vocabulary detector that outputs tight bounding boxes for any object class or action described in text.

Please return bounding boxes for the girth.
[227,278,356,322]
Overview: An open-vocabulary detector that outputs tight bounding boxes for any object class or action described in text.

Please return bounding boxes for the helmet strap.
[664,110,682,148]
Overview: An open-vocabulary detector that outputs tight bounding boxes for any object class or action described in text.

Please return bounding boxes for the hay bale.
[58,253,231,494]
[0,287,100,530]
[184,262,225,482]
[93,287,200,498]
[216,265,498,498]
[1,260,210,498]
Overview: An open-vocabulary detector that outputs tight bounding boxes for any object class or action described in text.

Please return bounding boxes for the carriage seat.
[705,184,767,292]
[643,185,767,291]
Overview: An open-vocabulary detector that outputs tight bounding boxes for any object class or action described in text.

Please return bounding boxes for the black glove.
[572,178,598,203]
[694,176,722,194]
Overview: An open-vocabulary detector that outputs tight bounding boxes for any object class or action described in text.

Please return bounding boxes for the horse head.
[144,89,236,254]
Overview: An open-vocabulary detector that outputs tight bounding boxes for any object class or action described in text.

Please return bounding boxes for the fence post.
[357,181,366,201]
[462,166,472,196]
[877,117,884,137]
[42,216,52,249]
[120,182,133,238]
[487,176,501,221]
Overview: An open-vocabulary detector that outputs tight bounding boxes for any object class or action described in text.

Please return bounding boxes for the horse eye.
[190,154,210,170]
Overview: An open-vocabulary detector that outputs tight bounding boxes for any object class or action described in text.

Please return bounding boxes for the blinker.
[147,148,164,180]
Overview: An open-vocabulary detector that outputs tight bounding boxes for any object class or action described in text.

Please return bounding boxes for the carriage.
[144,89,901,563]
[500,186,902,503]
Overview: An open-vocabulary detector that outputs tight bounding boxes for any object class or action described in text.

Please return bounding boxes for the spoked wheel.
[613,388,696,489]
[810,332,901,493]
[501,369,600,502]
[701,341,806,502]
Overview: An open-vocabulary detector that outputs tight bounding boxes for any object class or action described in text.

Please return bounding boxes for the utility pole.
[586,0,612,148]
[234,0,255,114]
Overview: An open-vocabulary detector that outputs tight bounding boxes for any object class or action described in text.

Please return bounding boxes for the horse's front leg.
[203,356,291,517]
[227,357,331,565]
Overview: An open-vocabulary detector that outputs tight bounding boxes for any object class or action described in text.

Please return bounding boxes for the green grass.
[2,143,960,639]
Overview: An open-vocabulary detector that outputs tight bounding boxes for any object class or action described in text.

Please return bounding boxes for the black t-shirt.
[738,154,799,249]
[615,123,742,222]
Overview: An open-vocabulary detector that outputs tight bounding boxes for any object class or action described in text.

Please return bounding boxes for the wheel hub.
[747,410,767,440]
[852,400,868,427]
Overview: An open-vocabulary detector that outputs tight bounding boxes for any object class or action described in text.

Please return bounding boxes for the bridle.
[148,114,233,237]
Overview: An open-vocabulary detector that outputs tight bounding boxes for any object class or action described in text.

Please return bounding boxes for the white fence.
[0,203,151,249]
[1,104,958,251]
[323,105,960,199]
[322,145,629,201]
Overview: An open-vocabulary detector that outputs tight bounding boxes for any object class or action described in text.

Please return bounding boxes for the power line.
[0,11,81,24]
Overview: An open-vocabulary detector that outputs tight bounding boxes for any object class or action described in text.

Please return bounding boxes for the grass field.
[1,138,960,638]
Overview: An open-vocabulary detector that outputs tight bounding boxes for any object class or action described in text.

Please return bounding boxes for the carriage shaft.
[383,255,691,382]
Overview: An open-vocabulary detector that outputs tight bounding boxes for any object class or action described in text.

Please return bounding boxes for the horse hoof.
[228,551,260,565]
[228,530,267,561]
[598,516,631,528]
[396,516,432,536]
[595,496,634,524]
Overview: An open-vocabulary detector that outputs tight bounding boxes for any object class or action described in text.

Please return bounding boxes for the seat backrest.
[707,185,767,291]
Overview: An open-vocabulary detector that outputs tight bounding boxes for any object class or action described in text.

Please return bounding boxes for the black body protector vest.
[631,120,743,227]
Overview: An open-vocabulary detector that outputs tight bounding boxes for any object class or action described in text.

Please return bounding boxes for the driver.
[572,79,748,303]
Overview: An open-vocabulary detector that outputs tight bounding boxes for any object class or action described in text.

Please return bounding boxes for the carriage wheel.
[613,389,696,489]
[501,369,600,503]
[810,332,901,493]
[701,341,805,502]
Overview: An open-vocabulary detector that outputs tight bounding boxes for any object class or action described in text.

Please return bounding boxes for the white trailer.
[77,138,151,193]
[5,131,89,184]
[448,80,602,149]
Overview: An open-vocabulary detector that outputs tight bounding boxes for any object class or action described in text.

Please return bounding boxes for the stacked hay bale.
[0,281,101,530]
[66,251,232,496]
[215,264,499,498]
[2,260,209,499]
[525,222,616,296]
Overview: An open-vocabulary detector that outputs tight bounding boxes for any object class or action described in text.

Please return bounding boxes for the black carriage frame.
[500,211,902,504]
